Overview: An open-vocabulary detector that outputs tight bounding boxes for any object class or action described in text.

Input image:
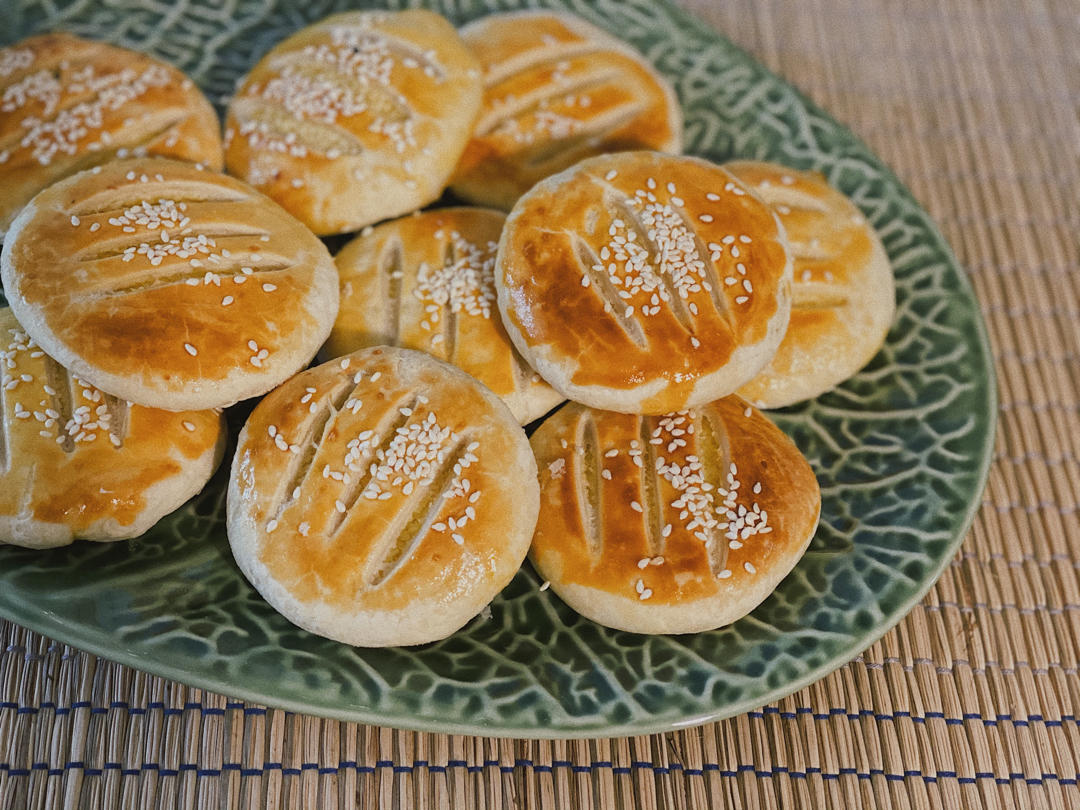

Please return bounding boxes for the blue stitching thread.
[0,760,1074,785]
[1,701,1074,731]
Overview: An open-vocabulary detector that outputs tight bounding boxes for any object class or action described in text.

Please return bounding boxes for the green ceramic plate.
[0,0,995,738]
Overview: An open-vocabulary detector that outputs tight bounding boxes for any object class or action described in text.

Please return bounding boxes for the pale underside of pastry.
[227,346,539,647]
[452,9,683,210]
[0,32,223,238]
[323,207,564,425]
[224,9,483,235]
[0,309,225,548]
[726,161,896,409]
[1,158,339,411]
[497,151,793,415]
[529,398,820,634]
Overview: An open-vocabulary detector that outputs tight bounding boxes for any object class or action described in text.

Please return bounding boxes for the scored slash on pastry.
[227,346,539,648]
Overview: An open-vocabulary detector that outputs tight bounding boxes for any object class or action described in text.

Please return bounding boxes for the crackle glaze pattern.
[0,0,995,737]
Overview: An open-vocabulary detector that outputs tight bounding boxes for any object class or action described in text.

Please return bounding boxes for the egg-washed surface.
[451,10,682,210]
[225,10,482,235]
[728,161,896,408]
[0,0,994,738]
[324,208,564,425]
[0,158,338,411]
[529,399,819,634]
[0,33,223,237]
[497,151,791,414]
[0,308,224,548]
[227,347,538,647]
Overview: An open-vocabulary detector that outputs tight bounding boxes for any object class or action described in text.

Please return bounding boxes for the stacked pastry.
[0,9,895,647]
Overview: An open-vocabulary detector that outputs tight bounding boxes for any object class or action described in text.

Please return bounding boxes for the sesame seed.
[744,407,752,417]
[183,343,197,356]
[539,581,551,592]
[182,420,196,432]
[744,561,757,574]
[605,169,618,180]
[262,283,277,292]
[718,569,732,579]
[70,215,80,227]
[699,214,713,223]
[452,533,464,545]
[89,222,100,232]
[637,558,650,569]
[266,519,278,533]
[706,192,721,201]
[630,501,643,513]
[735,296,749,304]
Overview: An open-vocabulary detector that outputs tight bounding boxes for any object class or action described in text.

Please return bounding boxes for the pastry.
[528,398,820,634]
[0,308,225,548]
[0,33,223,238]
[227,346,539,647]
[496,151,792,414]
[726,161,895,408]
[451,10,682,210]
[323,207,564,425]
[224,9,483,235]
[1,158,339,411]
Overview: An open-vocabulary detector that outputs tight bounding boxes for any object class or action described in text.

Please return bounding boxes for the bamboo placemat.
[3,0,1079,807]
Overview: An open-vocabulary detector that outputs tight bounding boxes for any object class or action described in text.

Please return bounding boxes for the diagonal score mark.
[638,415,664,557]
[229,96,369,159]
[380,235,403,346]
[574,410,604,559]
[695,408,732,579]
[81,261,292,301]
[74,227,275,263]
[571,234,648,348]
[324,394,419,540]
[481,41,604,86]
[521,103,648,170]
[267,379,355,523]
[364,436,469,589]
[43,355,75,454]
[440,235,458,364]
[67,183,251,218]
[476,68,623,135]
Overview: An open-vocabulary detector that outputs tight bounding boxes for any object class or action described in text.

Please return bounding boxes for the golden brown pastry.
[726,161,896,408]
[323,207,563,425]
[0,308,225,548]
[0,158,339,411]
[496,151,792,414]
[224,10,483,235]
[528,398,820,634]
[0,33,223,238]
[451,10,683,210]
[227,346,539,647]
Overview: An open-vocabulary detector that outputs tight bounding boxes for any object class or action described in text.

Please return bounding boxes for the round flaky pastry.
[496,151,792,414]
[0,33,223,238]
[1,158,339,411]
[0,309,225,548]
[726,161,896,408]
[529,398,820,634]
[451,10,683,210]
[224,10,483,235]
[227,346,539,647]
[323,207,564,425]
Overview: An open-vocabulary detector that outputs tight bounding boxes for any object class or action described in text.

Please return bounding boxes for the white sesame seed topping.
[744,561,757,574]
[182,420,196,432]
[605,169,618,180]
[718,569,732,579]
[699,214,713,223]
[262,283,277,292]
[70,214,80,227]
[539,580,551,592]
[183,343,197,356]
[221,296,234,306]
